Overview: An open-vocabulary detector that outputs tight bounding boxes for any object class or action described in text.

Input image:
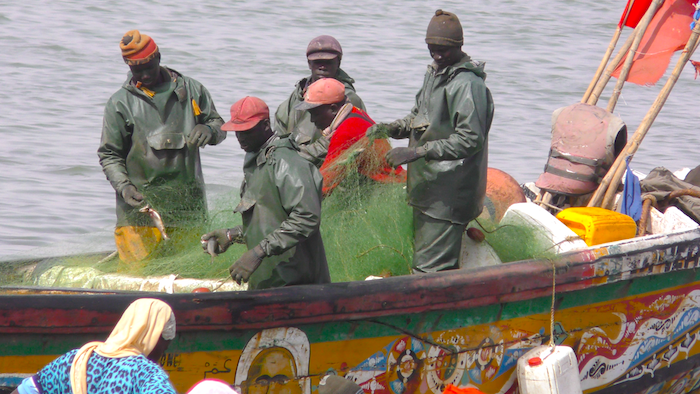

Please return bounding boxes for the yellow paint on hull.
[5,281,700,394]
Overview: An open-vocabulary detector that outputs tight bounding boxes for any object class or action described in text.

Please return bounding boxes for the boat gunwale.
[1,227,699,334]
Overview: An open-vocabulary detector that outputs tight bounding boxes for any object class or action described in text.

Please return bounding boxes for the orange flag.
[612,0,695,85]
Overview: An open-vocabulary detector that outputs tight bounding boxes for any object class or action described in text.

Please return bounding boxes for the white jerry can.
[517,345,582,394]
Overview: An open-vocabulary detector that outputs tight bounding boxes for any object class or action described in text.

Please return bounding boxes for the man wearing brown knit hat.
[366,10,495,273]
[275,35,366,168]
[98,30,226,263]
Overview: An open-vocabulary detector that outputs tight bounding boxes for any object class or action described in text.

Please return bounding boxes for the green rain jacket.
[235,135,330,290]
[98,67,225,227]
[393,54,494,224]
[274,69,365,167]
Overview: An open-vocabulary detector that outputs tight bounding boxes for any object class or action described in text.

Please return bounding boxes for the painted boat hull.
[2,228,700,394]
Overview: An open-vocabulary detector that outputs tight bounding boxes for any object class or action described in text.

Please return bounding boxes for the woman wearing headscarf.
[13,298,177,394]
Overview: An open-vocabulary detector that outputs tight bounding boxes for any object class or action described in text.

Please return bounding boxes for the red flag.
[612,0,695,85]
[690,60,700,79]
[620,0,654,28]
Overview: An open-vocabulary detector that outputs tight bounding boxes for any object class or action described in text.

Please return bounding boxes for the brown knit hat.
[425,10,463,47]
[120,30,159,65]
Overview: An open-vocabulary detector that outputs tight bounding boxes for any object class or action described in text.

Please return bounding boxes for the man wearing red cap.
[98,30,226,263]
[367,11,494,273]
[201,97,330,289]
[294,78,405,196]
[275,35,366,168]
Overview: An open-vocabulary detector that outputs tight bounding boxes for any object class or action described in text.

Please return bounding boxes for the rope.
[549,258,556,348]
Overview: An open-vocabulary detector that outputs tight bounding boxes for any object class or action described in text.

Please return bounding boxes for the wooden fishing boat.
[4,2,700,394]
[3,218,700,394]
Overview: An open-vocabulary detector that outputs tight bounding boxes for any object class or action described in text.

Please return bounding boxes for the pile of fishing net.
[0,137,569,290]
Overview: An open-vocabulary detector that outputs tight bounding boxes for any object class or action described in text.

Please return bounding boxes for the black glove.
[366,122,400,140]
[385,147,426,168]
[201,226,244,255]
[121,185,144,207]
[188,124,214,148]
[229,245,266,284]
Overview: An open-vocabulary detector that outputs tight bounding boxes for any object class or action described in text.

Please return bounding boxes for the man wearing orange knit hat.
[98,30,226,263]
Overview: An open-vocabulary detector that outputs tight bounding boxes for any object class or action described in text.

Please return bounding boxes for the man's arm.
[193,83,225,145]
[259,155,323,256]
[420,78,491,161]
[297,136,330,168]
[274,94,295,137]
[97,99,133,196]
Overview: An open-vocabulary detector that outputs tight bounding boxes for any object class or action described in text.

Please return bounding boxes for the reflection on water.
[1,0,698,257]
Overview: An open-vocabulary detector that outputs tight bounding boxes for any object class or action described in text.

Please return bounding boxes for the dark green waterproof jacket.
[235,136,330,290]
[98,67,225,227]
[274,69,365,167]
[393,54,494,224]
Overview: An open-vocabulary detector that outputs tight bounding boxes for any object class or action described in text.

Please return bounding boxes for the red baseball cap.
[294,78,346,110]
[221,96,269,132]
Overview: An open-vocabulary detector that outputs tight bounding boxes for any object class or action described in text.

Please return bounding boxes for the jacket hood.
[432,53,487,80]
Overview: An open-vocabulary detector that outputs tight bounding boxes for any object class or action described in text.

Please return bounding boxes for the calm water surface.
[1,0,698,257]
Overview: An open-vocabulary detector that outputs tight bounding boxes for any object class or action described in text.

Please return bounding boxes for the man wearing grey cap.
[275,35,366,167]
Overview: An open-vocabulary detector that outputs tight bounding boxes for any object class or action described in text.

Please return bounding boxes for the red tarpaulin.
[612,0,695,85]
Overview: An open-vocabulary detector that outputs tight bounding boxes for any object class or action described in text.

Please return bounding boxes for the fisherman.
[98,30,226,263]
[367,10,494,273]
[13,298,176,394]
[201,97,330,289]
[295,78,405,196]
[275,35,366,167]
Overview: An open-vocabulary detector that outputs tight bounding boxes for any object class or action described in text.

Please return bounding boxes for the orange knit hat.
[120,30,159,65]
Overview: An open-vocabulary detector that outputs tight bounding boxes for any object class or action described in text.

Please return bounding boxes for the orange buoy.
[192,287,211,293]
[479,168,526,223]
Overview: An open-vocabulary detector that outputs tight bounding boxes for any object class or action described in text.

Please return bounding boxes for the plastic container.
[556,207,636,246]
[499,203,588,257]
[649,206,700,234]
[517,345,582,394]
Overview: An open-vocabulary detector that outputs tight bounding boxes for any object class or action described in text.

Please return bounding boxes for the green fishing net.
[1,136,565,291]
[1,138,415,288]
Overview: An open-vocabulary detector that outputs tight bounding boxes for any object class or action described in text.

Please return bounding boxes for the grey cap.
[307,35,343,60]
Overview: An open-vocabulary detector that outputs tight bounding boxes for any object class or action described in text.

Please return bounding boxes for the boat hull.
[2,229,700,394]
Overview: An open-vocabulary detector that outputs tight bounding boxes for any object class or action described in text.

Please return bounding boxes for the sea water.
[1,0,699,257]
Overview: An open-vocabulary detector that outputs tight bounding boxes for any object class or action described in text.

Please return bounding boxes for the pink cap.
[294,78,346,111]
[221,96,269,132]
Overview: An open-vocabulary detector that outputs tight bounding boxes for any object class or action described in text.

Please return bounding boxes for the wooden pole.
[586,32,636,106]
[590,20,700,209]
[606,0,664,113]
[582,0,636,103]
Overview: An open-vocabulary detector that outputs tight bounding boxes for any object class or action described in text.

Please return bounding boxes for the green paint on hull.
[4,267,699,357]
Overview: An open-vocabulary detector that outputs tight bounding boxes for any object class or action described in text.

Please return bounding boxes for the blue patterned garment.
[30,349,176,394]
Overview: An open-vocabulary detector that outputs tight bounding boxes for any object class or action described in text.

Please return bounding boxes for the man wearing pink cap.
[294,78,405,196]
[275,35,366,168]
[201,97,330,289]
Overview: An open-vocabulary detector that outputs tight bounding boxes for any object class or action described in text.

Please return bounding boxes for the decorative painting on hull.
[578,289,700,392]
